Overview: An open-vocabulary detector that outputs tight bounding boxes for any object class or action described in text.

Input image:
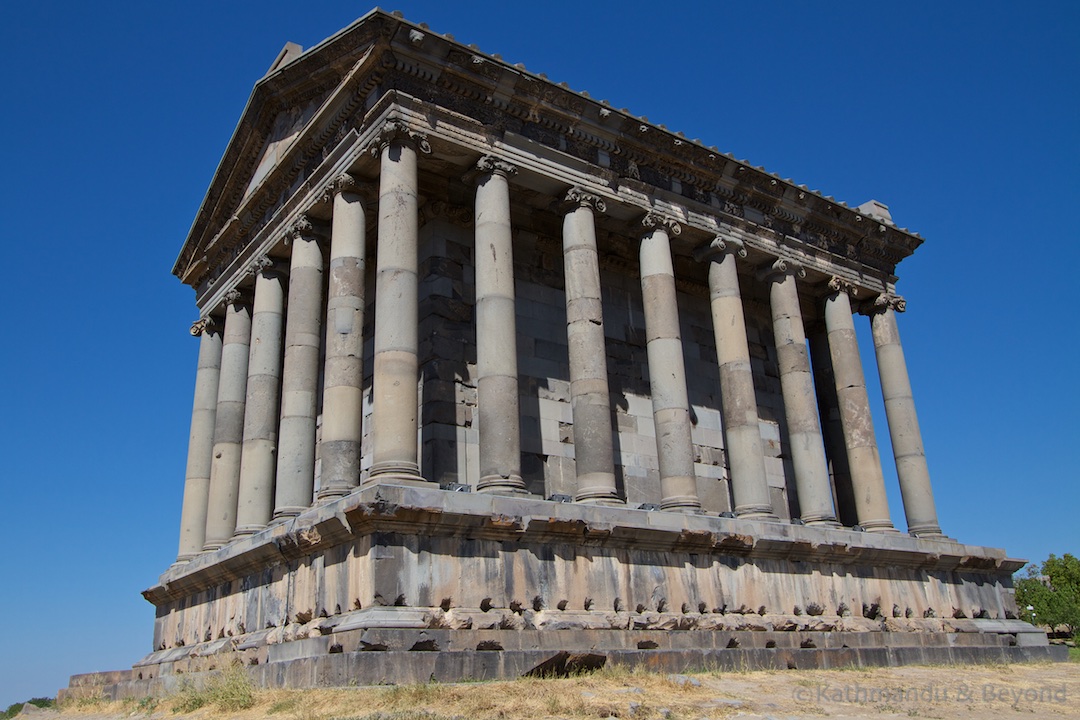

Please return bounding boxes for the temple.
[62,8,1063,700]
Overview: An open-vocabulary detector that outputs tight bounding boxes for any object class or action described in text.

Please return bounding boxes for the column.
[369,119,429,483]
[639,213,700,513]
[474,156,525,494]
[273,217,324,518]
[561,187,620,504]
[869,294,942,536]
[176,317,223,561]
[203,290,252,550]
[807,328,858,526]
[318,175,367,499]
[234,257,286,534]
[765,260,837,526]
[695,236,775,519]
[823,276,893,532]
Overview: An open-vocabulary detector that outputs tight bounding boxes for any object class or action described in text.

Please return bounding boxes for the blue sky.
[0,0,1076,708]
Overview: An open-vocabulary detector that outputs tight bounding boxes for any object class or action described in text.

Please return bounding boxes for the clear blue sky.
[0,0,1076,708]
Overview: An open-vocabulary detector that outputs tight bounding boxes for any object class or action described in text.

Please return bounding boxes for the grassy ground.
[51,659,1080,720]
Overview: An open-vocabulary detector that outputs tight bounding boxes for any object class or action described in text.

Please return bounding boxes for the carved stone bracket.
[827,276,860,298]
[562,186,606,213]
[759,257,806,282]
[371,118,432,155]
[693,235,747,263]
[640,211,682,236]
[476,155,518,178]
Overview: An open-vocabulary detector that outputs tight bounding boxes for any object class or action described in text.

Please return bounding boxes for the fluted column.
[474,156,525,494]
[869,293,942,537]
[824,276,893,532]
[176,317,223,561]
[695,236,775,519]
[234,257,286,535]
[273,218,324,518]
[639,213,700,513]
[561,188,620,504]
[369,119,429,484]
[318,175,367,499]
[765,260,837,526]
[203,290,252,550]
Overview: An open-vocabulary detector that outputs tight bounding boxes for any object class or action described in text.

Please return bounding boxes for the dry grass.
[52,660,1080,720]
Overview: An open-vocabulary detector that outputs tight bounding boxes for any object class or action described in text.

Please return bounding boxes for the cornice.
[177,9,926,291]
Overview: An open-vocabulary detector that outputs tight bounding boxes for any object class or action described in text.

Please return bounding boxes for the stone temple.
[63,8,1064,700]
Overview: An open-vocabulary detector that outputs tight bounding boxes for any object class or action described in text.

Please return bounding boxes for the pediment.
[175,9,924,296]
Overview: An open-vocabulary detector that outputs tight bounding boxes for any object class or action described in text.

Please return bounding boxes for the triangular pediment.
[176,9,924,295]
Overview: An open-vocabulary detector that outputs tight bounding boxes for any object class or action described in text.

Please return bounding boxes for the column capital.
[475,154,518,179]
[640,211,682,237]
[863,292,907,315]
[827,276,861,298]
[221,288,250,308]
[759,256,806,282]
[562,186,606,213]
[321,173,361,202]
[189,316,217,336]
[246,254,287,279]
[285,216,316,244]
[372,117,431,155]
[693,235,747,262]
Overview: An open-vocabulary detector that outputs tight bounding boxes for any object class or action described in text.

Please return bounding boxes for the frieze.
[419,200,473,227]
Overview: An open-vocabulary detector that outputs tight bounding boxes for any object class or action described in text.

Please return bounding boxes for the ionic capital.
[189,316,217,337]
[640,211,682,237]
[285,216,315,245]
[321,173,360,202]
[865,292,907,314]
[372,118,431,155]
[759,257,806,282]
[827,276,860,298]
[475,155,518,179]
[247,254,286,278]
[563,186,606,213]
[221,288,249,309]
[693,235,747,263]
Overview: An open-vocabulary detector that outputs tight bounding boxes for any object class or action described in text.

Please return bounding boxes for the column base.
[908,523,946,539]
[660,495,703,513]
[272,507,307,522]
[201,542,225,552]
[735,505,780,521]
[233,524,267,537]
[802,515,841,528]
[575,474,624,506]
[861,519,900,533]
[368,461,426,485]
[477,474,528,495]
[316,484,361,502]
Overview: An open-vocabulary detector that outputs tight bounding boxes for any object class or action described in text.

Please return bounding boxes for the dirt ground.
[33,660,1080,720]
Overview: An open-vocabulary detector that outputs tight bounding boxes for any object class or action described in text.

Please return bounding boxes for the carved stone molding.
[640,211,682,237]
[563,186,606,213]
[475,155,518,178]
[372,117,432,155]
[827,276,860,298]
[693,235,747,263]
